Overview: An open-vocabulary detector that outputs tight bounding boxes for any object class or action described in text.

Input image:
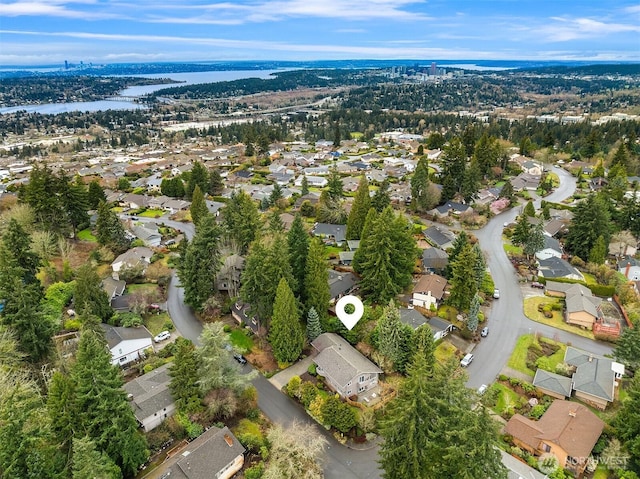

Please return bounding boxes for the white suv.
[460,353,474,367]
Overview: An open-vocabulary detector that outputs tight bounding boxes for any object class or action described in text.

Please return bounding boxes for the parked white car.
[154,331,171,343]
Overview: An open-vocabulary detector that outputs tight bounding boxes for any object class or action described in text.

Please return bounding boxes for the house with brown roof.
[505,400,605,476]
[147,425,245,479]
[545,281,604,330]
[312,333,382,401]
[411,273,447,310]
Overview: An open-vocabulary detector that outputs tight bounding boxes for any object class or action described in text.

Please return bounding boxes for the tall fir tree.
[186,161,209,200]
[71,436,122,479]
[523,200,536,217]
[326,167,343,200]
[376,302,415,373]
[189,184,209,227]
[177,215,223,311]
[304,238,330,330]
[222,190,261,255]
[614,374,640,473]
[410,157,433,212]
[522,221,545,260]
[169,338,202,413]
[440,137,467,201]
[306,306,322,342]
[444,231,469,279]
[300,175,309,196]
[355,207,416,304]
[47,371,77,456]
[448,244,479,312]
[95,201,129,254]
[461,158,481,203]
[270,278,304,364]
[59,175,90,237]
[22,164,66,234]
[208,168,224,195]
[346,176,371,240]
[269,183,284,207]
[287,214,309,298]
[589,235,607,264]
[72,321,148,476]
[74,264,113,321]
[371,178,391,212]
[380,359,507,479]
[467,293,480,333]
[565,193,611,260]
[472,243,486,290]
[87,180,107,209]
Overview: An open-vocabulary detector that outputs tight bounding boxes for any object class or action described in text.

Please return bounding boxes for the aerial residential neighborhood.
[1,57,640,479]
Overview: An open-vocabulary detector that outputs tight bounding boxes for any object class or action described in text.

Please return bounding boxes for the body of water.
[0,69,284,115]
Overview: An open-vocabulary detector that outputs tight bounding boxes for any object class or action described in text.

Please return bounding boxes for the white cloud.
[538,16,640,42]
[0,1,124,19]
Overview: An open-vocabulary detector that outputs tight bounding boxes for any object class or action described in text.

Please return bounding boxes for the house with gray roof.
[423,225,456,250]
[124,363,175,432]
[535,235,563,261]
[328,269,357,303]
[564,347,624,410]
[100,324,153,366]
[398,308,454,340]
[532,369,572,399]
[619,255,640,280]
[101,277,126,301]
[430,201,473,217]
[132,224,162,247]
[111,246,153,280]
[422,247,448,273]
[312,333,382,400]
[537,256,584,281]
[312,223,346,246]
[148,425,245,479]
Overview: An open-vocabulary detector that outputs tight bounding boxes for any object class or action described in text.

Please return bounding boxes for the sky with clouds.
[0,0,639,65]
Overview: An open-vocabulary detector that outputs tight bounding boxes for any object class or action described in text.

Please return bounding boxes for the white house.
[535,236,563,261]
[101,324,153,366]
[111,246,153,280]
[412,273,447,310]
[124,363,176,432]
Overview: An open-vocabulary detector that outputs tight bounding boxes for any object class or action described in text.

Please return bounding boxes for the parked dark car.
[531,282,545,289]
[233,353,247,365]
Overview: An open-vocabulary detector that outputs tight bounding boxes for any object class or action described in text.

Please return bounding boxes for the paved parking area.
[268,355,315,391]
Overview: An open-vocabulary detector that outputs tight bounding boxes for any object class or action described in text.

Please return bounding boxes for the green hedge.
[544,276,615,297]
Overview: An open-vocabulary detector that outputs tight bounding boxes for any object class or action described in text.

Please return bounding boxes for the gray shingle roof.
[423,226,455,248]
[538,256,582,279]
[533,369,572,397]
[124,363,174,421]
[100,324,153,349]
[327,270,357,300]
[565,347,615,402]
[312,333,382,389]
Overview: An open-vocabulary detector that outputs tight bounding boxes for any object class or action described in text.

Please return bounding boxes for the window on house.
[543,443,551,452]
[358,385,366,393]
[359,375,365,383]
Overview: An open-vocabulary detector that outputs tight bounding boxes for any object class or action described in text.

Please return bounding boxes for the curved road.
[129,214,380,478]
[468,166,613,388]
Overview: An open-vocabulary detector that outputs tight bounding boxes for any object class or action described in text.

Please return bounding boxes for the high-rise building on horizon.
[430,62,437,76]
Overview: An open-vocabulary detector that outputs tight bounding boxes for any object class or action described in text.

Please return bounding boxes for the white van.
[460,353,474,367]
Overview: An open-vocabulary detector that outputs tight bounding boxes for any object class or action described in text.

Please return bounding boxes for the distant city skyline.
[1,0,639,65]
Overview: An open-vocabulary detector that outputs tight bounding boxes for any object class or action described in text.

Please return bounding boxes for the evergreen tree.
[377,302,415,373]
[327,167,343,200]
[208,168,224,195]
[189,185,209,227]
[371,178,391,212]
[47,371,77,455]
[300,175,309,196]
[197,322,254,394]
[60,175,90,237]
[413,325,436,367]
[95,201,130,254]
[72,436,122,479]
[222,190,261,255]
[523,222,545,260]
[287,214,309,298]
[472,243,486,289]
[87,180,107,210]
[346,176,371,240]
[615,374,640,473]
[523,200,536,217]
[612,142,629,169]
[379,359,507,479]
[448,244,479,311]
[74,264,113,321]
[565,194,611,260]
[186,161,209,200]
[355,207,416,304]
[467,293,480,333]
[614,325,640,372]
[304,238,330,330]
[169,338,202,413]
[177,215,222,311]
[270,278,304,364]
[306,306,322,342]
[72,321,148,476]
[333,121,341,147]
[23,164,65,233]
[440,137,467,201]
[444,230,469,279]
[267,210,284,233]
[511,214,532,247]
[1,218,40,286]
[270,183,283,207]
[589,235,607,264]
[499,179,514,203]
[474,133,502,177]
[411,157,432,212]
[240,234,295,325]
[461,158,481,203]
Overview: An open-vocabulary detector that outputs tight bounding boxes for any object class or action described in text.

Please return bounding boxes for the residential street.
[157,165,614,478]
[469,166,614,389]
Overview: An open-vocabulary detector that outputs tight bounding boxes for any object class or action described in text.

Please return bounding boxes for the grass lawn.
[507,333,567,376]
[324,245,343,259]
[593,466,610,479]
[350,132,364,139]
[77,228,97,242]
[582,272,597,285]
[490,383,523,416]
[127,283,159,295]
[523,297,595,339]
[503,242,523,255]
[138,209,165,218]
[435,340,458,364]
[144,311,170,336]
[229,328,254,353]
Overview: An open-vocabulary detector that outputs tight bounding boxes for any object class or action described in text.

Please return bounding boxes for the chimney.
[223,434,233,447]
